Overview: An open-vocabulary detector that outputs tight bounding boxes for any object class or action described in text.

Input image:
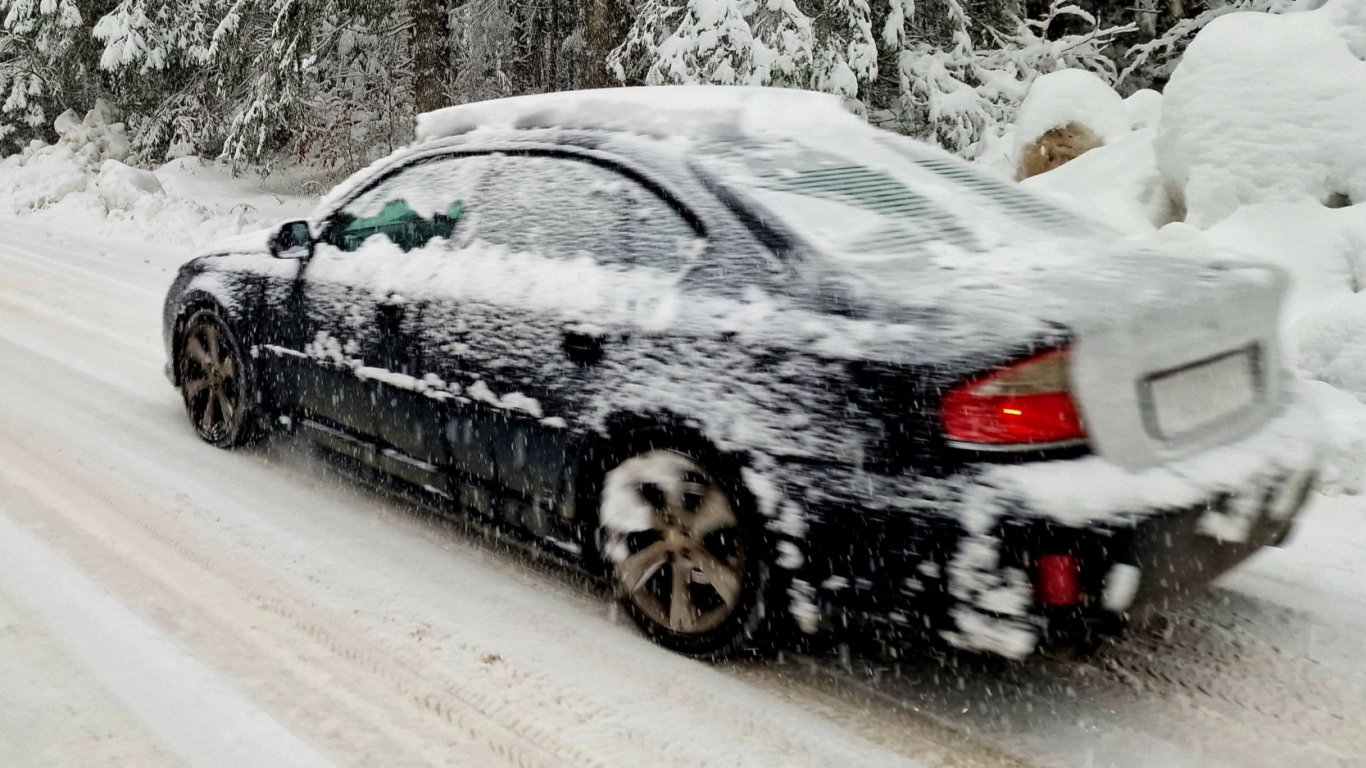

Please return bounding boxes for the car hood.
[196,227,275,259]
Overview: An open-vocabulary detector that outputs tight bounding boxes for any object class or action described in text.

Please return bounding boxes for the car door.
[409,150,706,534]
[291,154,490,457]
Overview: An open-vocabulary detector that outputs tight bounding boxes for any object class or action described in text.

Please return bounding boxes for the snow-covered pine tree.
[878,0,1132,154]
[0,0,100,149]
[90,0,245,159]
[446,0,586,104]
[507,0,581,95]
[610,0,880,99]
[0,0,1309,171]
[808,0,878,99]
[611,0,796,87]
[1116,0,1300,90]
[585,0,632,88]
[609,0,1126,154]
[221,0,414,174]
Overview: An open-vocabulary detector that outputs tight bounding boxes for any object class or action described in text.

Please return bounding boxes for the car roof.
[414,86,850,144]
[319,85,907,223]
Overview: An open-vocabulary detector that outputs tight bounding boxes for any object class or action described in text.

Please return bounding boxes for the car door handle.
[562,324,606,364]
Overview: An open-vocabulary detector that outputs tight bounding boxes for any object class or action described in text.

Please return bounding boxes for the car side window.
[620,181,701,270]
[324,155,491,254]
[476,154,700,271]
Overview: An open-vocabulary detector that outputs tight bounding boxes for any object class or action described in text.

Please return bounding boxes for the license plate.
[1144,348,1260,441]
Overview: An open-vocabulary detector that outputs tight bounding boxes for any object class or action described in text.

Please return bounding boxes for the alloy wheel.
[179,319,243,443]
[603,450,747,636]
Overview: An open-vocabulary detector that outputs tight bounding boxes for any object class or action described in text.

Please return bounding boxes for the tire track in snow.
[0,432,599,768]
[0,513,337,768]
[0,237,165,300]
[0,339,955,767]
[0,587,182,768]
[1089,593,1364,764]
[0,311,964,764]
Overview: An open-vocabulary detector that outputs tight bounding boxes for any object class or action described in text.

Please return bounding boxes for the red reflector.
[1036,554,1081,607]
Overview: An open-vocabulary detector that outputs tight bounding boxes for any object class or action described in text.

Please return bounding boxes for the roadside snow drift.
[1015,0,1366,494]
[1157,1,1366,227]
[0,102,310,249]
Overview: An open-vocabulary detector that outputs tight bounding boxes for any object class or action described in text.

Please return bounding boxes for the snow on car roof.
[416,86,1083,239]
[317,87,867,221]
[415,86,852,143]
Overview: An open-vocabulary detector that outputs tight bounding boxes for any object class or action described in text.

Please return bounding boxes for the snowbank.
[0,103,311,250]
[1202,201,1366,318]
[1298,382,1366,495]
[1014,0,1366,493]
[1019,81,1177,231]
[1157,1,1366,227]
[1021,126,1174,233]
[1295,289,1366,401]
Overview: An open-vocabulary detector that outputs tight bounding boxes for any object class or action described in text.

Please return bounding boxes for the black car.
[163,87,1320,660]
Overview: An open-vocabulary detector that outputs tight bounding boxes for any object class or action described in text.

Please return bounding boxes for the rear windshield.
[697,138,1089,262]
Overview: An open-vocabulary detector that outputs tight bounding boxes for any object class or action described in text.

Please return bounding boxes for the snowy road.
[1,217,1363,768]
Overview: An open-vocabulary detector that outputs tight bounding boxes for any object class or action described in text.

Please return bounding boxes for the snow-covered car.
[162,87,1320,660]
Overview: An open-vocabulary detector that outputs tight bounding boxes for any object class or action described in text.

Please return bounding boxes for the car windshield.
[698,137,1091,263]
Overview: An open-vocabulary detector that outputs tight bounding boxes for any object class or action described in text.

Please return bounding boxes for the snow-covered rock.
[1156,0,1366,227]
[1011,69,1130,179]
[1013,76,1179,230]
[1012,69,1130,152]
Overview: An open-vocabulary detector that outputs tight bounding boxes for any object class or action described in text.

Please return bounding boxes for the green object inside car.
[331,199,465,253]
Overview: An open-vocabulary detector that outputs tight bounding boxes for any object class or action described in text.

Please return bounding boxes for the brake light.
[941,348,1086,446]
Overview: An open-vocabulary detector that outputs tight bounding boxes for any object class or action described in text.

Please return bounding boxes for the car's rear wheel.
[177,310,259,449]
[598,447,771,658]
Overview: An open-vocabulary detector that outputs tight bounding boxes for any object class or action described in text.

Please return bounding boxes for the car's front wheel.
[176,309,260,449]
[597,447,771,658]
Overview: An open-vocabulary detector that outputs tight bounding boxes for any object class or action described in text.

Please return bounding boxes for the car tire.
[595,438,775,659]
[176,309,263,449]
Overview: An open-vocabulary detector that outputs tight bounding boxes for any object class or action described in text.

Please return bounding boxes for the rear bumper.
[998,466,1315,648]
[770,390,1322,658]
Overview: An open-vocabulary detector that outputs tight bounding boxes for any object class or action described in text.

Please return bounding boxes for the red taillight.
[1035,554,1082,607]
[941,348,1086,447]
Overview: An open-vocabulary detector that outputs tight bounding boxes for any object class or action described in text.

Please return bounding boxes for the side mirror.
[269,220,314,260]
